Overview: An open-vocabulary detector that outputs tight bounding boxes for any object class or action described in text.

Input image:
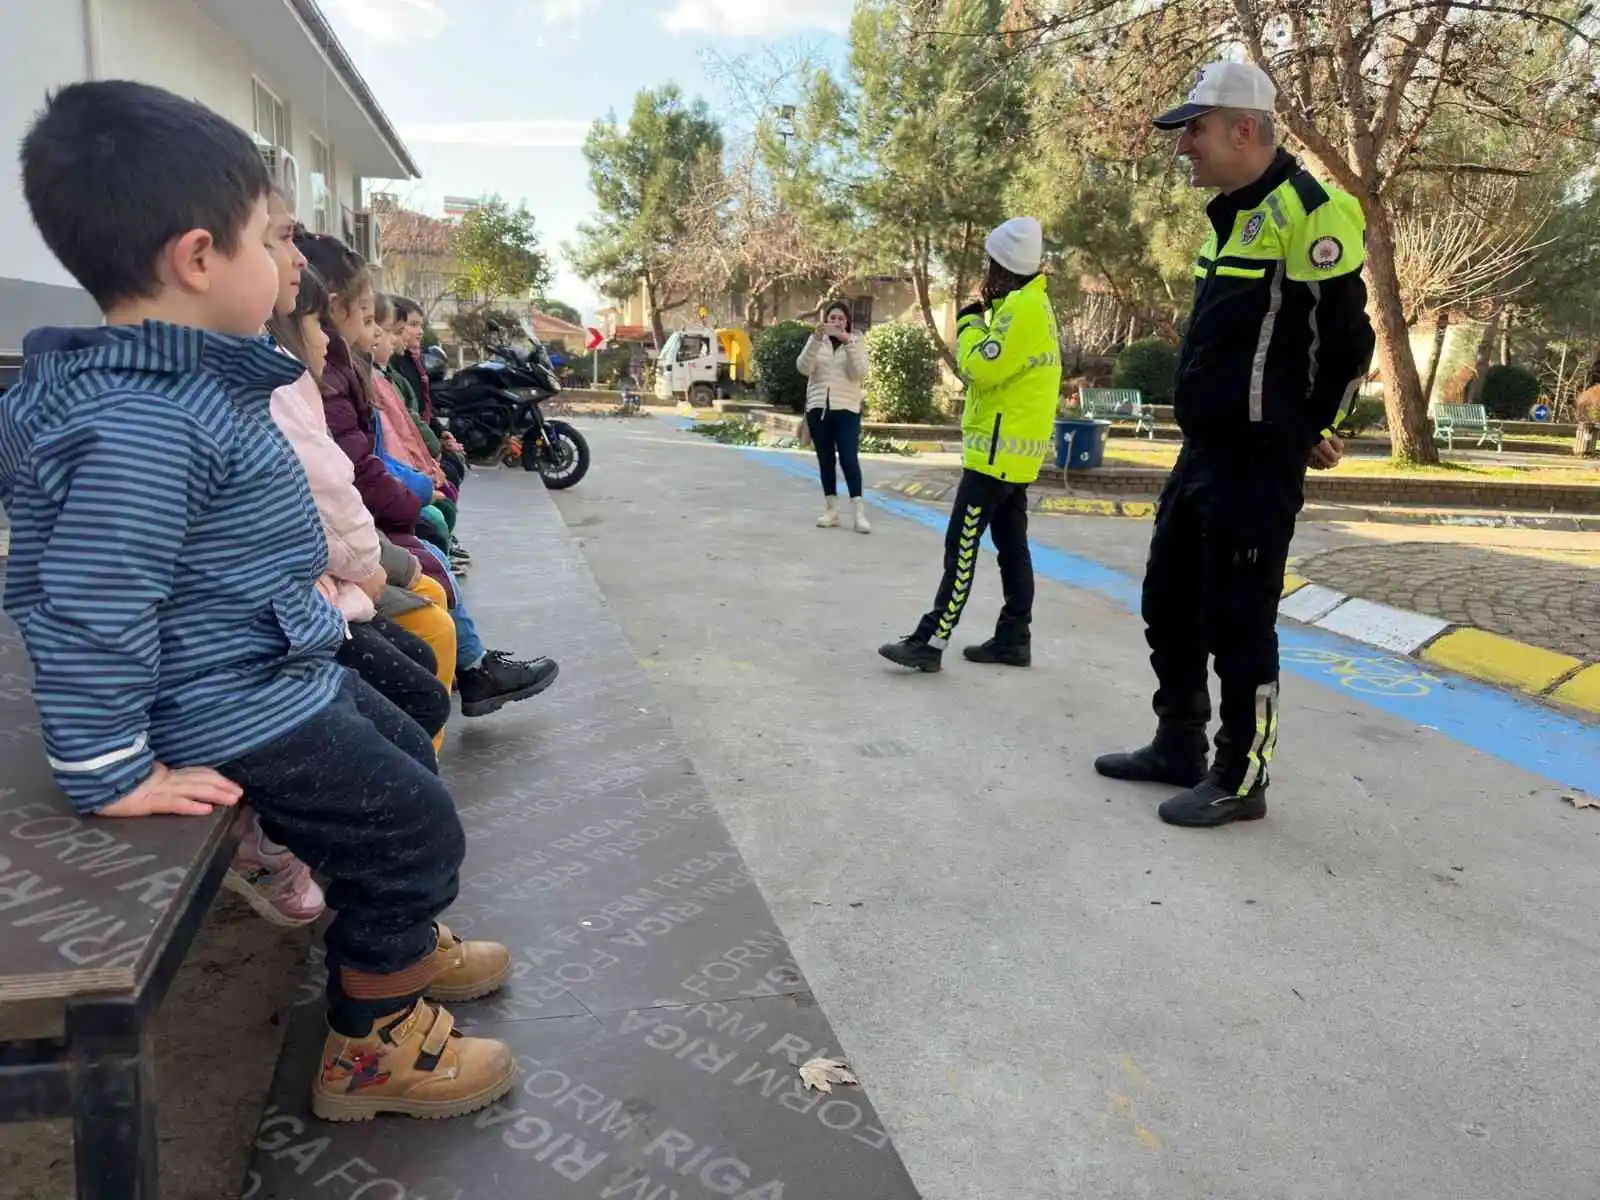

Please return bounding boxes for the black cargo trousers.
[1140,436,1307,793]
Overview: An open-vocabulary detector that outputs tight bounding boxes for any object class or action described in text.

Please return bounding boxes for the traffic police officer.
[880,217,1061,673]
[1095,62,1376,827]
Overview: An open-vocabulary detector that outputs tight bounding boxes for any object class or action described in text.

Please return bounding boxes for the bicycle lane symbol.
[1279,645,1441,698]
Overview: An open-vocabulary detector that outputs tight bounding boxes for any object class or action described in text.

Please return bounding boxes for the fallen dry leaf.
[799,1057,858,1093]
[1563,794,1600,810]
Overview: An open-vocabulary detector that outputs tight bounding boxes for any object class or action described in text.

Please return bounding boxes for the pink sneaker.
[224,811,325,927]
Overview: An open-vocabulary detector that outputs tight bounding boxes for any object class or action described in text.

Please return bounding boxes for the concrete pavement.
[553,418,1600,1200]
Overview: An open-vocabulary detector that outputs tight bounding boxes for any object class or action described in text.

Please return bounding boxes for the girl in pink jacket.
[267,268,449,742]
[220,246,450,932]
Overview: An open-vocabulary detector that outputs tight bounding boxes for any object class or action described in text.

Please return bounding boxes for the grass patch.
[690,419,920,457]
[691,419,763,446]
[859,434,920,457]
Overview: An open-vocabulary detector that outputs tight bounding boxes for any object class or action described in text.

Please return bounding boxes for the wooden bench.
[0,600,240,1200]
[1078,388,1155,438]
[1430,402,1505,452]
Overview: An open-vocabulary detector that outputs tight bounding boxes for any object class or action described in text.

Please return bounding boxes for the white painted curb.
[1279,586,1450,657]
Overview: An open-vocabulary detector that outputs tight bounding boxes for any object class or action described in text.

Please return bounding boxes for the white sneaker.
[852,498,872,534]
[817,497,841,528]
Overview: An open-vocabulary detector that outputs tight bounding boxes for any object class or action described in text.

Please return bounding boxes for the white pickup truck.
[653,327,757,407]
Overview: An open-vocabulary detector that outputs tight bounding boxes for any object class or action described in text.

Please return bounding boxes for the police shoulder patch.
[980,340,1002,361]
[1239,212,1265,246]
[1309,236,1343,270]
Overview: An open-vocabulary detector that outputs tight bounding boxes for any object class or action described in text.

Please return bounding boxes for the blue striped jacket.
[0,322,347,813]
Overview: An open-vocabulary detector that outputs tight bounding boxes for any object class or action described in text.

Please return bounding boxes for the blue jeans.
[221,671,463,1035]
[419,541,486,670]
[807,407,863,498]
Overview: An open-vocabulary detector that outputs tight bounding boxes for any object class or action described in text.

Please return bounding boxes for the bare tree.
[660,145,853,328]
[377,207,459,323]
[1391,185,1547,327]
[967,0,1600,462]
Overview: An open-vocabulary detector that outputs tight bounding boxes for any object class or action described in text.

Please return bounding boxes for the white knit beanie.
[985,217,1043,276]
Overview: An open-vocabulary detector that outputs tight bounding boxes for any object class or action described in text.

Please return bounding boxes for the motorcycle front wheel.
[523,419,590,489]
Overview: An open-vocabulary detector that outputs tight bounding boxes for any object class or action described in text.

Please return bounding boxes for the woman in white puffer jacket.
[797,301,871,533]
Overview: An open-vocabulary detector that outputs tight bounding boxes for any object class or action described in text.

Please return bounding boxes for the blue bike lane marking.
[735,443,1600,792]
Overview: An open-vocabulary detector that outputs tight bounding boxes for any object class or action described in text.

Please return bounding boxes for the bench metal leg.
[69,1028,157,1200]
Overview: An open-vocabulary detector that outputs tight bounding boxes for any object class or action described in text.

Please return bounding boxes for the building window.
[252,79,288,147]
[309,135,335,234]
[851,295,874,332]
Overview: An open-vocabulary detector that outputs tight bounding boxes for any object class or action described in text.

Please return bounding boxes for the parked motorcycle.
[424,328,591,490]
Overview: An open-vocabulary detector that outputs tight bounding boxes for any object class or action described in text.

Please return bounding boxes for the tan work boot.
[312,998,517,1122]
[425,923,512,1003]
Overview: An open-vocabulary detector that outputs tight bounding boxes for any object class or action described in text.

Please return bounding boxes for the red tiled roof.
[529,309,588,341]
[378,209,454,256]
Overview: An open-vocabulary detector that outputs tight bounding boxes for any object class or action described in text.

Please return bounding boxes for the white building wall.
[96,0,362,232]
[1,0,372,349]
[2,3,93,296]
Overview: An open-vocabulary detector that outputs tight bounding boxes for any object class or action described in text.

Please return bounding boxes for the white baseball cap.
[1152,61,1277,131]
[985,217,1043,276]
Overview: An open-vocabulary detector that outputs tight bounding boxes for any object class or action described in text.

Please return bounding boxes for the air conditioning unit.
[257,144,299,214]
[352,211,382,265]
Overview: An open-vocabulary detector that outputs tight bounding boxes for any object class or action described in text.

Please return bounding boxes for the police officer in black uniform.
[1095,61,1376,827]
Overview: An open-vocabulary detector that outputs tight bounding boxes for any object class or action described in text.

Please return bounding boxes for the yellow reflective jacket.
[957,275,1061,484]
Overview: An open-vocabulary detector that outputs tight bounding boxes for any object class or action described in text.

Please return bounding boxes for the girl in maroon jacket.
[298,232,558,718]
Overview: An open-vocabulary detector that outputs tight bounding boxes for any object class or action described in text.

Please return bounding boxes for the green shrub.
[863,321,941,423]
[933,379,966,421]
[1478,364,1541,419]
[448,307,522,355]
[1337,397,1386,438]
[1110,339,1178,405]
[691,419,762,445]
[753,321,813,413]
[858,434,920,457]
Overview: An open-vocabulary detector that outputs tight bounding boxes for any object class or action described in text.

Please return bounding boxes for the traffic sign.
[1532,403,1551,422]
[585,326,604,352]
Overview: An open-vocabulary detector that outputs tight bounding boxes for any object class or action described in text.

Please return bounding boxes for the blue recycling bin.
[1054,418,1110,469]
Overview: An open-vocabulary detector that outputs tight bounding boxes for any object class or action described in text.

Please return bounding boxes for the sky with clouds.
[321,0,854,320]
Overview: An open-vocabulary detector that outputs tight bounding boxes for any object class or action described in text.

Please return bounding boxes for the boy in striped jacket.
[0,81,518,1123]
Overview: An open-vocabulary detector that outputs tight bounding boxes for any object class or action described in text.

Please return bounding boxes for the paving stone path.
[1298,542,1600,661]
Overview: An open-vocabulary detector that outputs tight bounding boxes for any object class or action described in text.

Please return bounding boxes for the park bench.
[1078,387,1155,438]
[1430,402,1505,452]
[242,472,922,1200]
[0,593,242,1200]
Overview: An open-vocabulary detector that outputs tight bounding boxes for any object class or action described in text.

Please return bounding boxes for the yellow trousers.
[389,575,456,752]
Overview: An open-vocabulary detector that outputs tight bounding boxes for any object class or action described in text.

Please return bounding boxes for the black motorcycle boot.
[1157,775,1267,828]
[459,651,559,717]
[878,637,943,673]
[1094,723,1209,786]
[963,638,1031,667]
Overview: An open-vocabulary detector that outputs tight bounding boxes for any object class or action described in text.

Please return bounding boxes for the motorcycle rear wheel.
[523,419,590,489]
